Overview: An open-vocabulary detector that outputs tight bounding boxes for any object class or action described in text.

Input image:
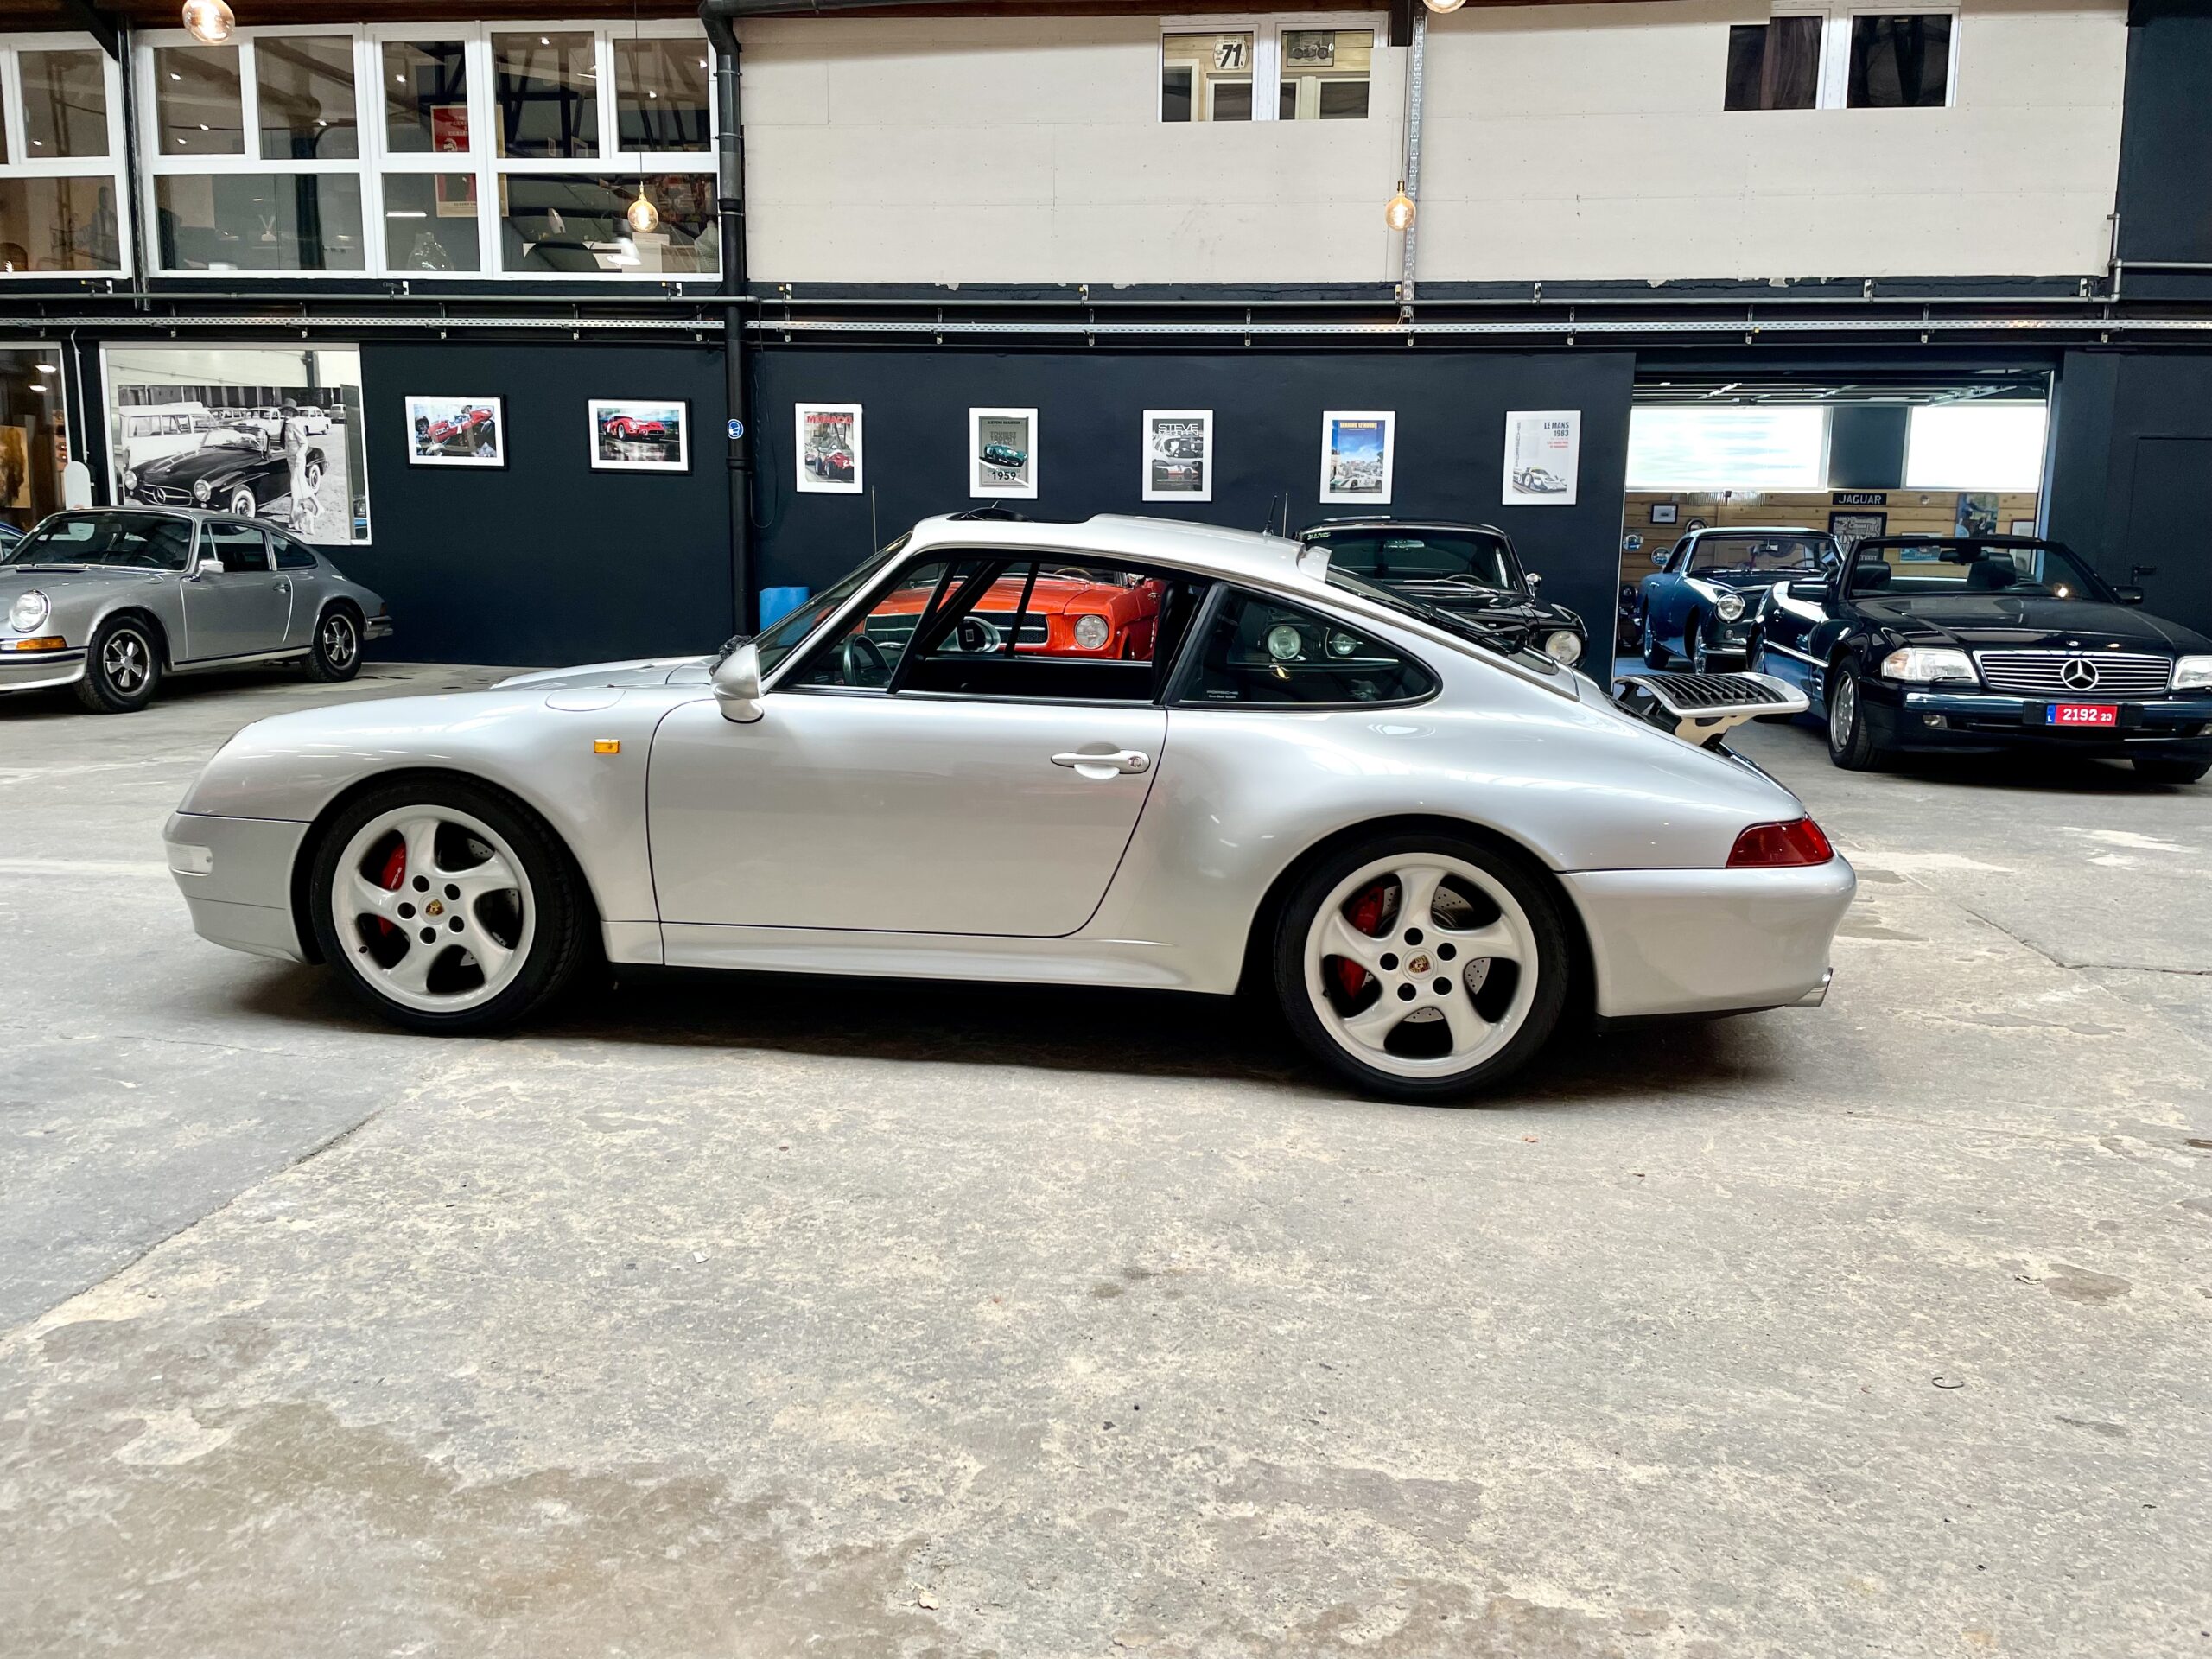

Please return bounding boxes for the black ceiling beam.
[60,0,122,58]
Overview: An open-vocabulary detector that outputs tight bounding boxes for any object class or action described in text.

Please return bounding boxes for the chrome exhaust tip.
[1789,969,1834,1009]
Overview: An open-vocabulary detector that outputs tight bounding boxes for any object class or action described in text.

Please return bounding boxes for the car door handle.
[274,580,290,594]
[1051,748,1149,775]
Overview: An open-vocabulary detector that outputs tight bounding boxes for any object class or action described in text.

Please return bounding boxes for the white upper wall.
[738,0,2127,286]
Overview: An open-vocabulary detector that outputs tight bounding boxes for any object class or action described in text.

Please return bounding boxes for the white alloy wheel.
[1302,853,1541,1081]
[329,805,535,1013]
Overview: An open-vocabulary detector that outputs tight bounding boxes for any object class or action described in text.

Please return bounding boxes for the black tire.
[1640,612,1670,670]
[304,605,364,683]
[1825,659,1887,771]
[1686,613,1710,675]
[73,613,162,714]
[306,777,592,1034]
[1272,830,1572,1103]
[2133,755,2212,785]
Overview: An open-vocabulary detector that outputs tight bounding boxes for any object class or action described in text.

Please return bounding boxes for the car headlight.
[1715,592,1745,623]
[191,478,213,503]
[2175,656,2212,692]
[1879,646,1976,683]
[1072,613,1110,652]
[1541,628,1582,665]
[9,590,49,633]
[121,468,138,493]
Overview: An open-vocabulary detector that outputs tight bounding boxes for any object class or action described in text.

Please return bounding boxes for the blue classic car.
[1637,526,1839,673]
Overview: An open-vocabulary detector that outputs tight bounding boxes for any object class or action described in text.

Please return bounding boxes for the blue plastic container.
[758,586,811,628]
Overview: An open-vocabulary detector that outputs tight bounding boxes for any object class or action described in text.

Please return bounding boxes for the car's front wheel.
[1641,612,1670,670]
[2133,755,2212,785]
[1686,613,1712,674]
[1274,832,1571,1102]
[1825,660,1888,770]
[74,614,162,714]
[226,486,257,517]
[307,779,590,1033]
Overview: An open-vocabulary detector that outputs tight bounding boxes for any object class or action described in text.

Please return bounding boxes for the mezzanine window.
[0,37,128,276]
[137,22,718,279]
[1726,8,1957,111]
[1161,16,1376,123]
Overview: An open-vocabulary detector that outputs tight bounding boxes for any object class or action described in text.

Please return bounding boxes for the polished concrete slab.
[3,669,2208,1657]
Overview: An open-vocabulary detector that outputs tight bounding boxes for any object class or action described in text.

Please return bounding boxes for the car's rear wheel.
[304,606,363,682]
[1274,832,1570,1102]
[73,614,162,714]
[1826,661,1887,770]
[2133,755,2212,785]
[1640,613,1670,670]
[308,779,589,1033]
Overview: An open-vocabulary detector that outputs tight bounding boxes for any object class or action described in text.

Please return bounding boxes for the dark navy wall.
[2115,0,2212,265]
[750,348,1637,664]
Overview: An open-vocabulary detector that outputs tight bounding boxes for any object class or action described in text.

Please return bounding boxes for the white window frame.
[135,18,716,282]
[1764,3,1961,110]
[1160,13,1384,124]
[0,34,130,278]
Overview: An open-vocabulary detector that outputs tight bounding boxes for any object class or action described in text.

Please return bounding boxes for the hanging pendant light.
[182,0,236,44]
[626,186,659,235]
[1424,0,1469,12]
[1384,182,1416,233]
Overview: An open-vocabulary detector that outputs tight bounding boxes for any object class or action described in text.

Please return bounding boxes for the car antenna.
[869,486,878,553]
[1260,492,1285,537]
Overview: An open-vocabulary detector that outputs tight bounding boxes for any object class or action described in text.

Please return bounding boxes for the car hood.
[0,564,175,599]
[1856,595,2212,654]
[1687,569,1805,594]
[495,656,715,690]
[134,444,267,484]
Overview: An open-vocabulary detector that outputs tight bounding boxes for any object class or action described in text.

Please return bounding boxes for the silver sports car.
[1,507,392,713]
[166,514,1853,1100]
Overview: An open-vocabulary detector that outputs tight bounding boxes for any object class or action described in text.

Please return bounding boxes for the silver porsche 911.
[166,514,1852,1100]
[1,507,392,714]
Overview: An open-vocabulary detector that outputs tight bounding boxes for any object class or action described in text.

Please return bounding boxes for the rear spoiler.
[1612,671,1810,749]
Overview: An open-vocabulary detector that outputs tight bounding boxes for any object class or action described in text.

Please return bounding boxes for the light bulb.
[1384,190,1416,232]
[181,0,236,44]
[626,191,659,234]
[1424,0,1469,11]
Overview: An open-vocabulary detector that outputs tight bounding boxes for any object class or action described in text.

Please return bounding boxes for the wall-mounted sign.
[406,396,504,469]
[1319,410,1393,505]
[1833,491,1888,507]
[1142,409,1212,503]
[1828,510,1886,551]
[970,407,1037,499]
[1649,502,1678,524]
[590,399,690,474]
[1502,409,1581,506]
[795,402,861,494]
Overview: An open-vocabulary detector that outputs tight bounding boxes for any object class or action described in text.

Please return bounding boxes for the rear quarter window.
[1179,590,1437,707]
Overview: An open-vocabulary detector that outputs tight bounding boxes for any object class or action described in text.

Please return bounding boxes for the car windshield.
[1308,528,1522,593]
[1847,539,2107,601]
[1686,533,1834,575]
[1323,566,1558,670]
[4,512,193,572]
[742,535,912,676]
[204,427,264,451]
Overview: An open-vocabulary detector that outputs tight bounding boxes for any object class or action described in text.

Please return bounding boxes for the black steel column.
[702,5,754,636]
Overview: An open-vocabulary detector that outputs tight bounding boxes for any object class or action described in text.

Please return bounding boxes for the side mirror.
[1784,577,1830,602]
[2113,585,2146,606]
[712,641,764,723]
[1524,571,1544,595]
[197,558,226,577]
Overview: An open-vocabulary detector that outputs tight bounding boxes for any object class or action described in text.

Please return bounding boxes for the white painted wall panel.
[738,1,2126,286]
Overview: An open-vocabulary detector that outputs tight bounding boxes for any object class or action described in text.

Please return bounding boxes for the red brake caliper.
[373,841,406,938]
[1334,883,1389,997]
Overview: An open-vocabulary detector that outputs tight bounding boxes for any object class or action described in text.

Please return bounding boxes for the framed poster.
[795,403,862,494]
[1502,409,1581,506]
[1955,493,1999,537]
[589,399,688,474]
[1319,410,1393,504]
[2008,518,2038,536]
[1141,409,1212,502]
[1649,502,1678,525]
[105,342,371,541]
[1828,509,1886,551]
[406,396,505,468]
[970,407,1037,499]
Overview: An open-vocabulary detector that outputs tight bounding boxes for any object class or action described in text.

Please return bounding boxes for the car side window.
[1178,590,1437,707]
[272,533,319,571]
[791,559,970,690]
[205,522,270,574]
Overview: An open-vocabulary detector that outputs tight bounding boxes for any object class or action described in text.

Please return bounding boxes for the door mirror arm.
[712,641,765,723]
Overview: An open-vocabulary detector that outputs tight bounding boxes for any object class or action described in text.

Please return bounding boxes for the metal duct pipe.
[702,1,755,635]
[1398,11,1427,319]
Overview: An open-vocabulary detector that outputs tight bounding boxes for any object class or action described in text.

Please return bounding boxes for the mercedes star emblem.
[2060,658,2101,690]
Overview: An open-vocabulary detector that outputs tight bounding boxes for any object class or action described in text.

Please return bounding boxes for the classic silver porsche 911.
[166,514,1852,1100]
[1,507,392,713]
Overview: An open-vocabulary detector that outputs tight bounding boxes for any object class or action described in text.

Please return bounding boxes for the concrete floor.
[3,664,2209,1658]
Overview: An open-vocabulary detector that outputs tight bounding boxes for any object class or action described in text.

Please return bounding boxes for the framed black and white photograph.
[104,343,370,540]
[970,407,1038,499]
[589,400,689,474]
[1319,410,1393,504]
[1829,509,1887,550]
[1649,502,1679,525]
[796,403,863,494]
[406,396,505,468]
[1142,409,1212,502]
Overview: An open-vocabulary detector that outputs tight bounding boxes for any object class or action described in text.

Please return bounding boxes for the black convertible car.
[1753,535,2212,782]
[1298,518,1588,666]
[123,427,326,523]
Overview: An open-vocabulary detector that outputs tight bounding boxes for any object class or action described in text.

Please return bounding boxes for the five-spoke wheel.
[306,607,362,681]
[75,614,162,714]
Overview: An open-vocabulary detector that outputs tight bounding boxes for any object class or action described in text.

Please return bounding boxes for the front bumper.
[0,647,86,694]
[1561,856,1856,1020]
[164,810,313,962]
[1863,683,2212,755]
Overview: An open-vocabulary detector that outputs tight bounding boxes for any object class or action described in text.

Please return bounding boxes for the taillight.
[1726,817,1834,868]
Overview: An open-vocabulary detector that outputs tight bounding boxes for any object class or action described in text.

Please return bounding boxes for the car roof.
[906,512,1329,593]
[1681,524,1824,537]
[1299,518,1514,540]
[35,505,312,539]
